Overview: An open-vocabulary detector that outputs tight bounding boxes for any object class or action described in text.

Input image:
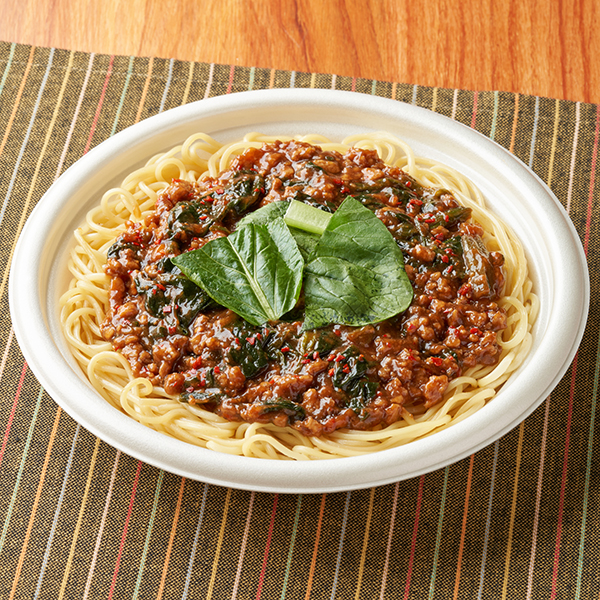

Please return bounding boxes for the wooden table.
[3,0,599,104]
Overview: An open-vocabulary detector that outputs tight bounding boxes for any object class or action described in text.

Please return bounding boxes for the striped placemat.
[0,41,598,599]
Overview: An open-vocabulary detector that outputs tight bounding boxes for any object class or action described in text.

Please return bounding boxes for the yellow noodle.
[59,131,537,459]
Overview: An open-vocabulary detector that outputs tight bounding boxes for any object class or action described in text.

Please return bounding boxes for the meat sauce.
[102,140,507,436]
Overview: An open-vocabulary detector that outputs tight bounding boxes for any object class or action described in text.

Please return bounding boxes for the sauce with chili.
[102,140,507,436]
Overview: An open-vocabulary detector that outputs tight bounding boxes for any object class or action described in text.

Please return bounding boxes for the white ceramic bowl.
[9,89,589,493]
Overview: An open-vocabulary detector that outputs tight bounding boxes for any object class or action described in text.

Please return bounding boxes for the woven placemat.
[0,42,598,599]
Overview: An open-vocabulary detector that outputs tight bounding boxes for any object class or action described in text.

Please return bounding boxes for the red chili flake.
[441,255,450,263]
[333,178,343,185]
[458,284,471,296]
[156,283,166,291]
[313,351,319,360]
[260,187,265,194]
[214,366,221,374]
[425,217,436,223]
[199,378,206,387]
[281,346,290,353]
[187,387,194,393]
[205,196,214,203]
[163,306,172,313]
[234,337,240,344]
[444,214,450,222]
[200,215,208,220]
[376,390,383,397]
[328,368,335,377]
[342,365,351,374]
[358,354,365,361]
[246,336,256,346]
[430,357,443,367]
[470,327,480,335]
[256,333,262,341]
[168,326,177,334]
[216,188,224,194]
[333,329,341,337]
[301,359,311,365]
[335,354,344,363]
[406,181,412,188]
[193,357,203,369]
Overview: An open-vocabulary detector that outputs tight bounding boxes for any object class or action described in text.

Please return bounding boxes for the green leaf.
[227,323,270,378]
[238,200,320,260]
[237,200,288,227]
[172,218,304,326]
[303,196,413,329]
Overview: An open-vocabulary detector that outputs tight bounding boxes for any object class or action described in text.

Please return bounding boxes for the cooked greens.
[173,198,413,328]
[302,197,413,329]
[172,218,304,326]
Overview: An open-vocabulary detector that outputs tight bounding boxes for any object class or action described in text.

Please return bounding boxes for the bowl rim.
[9,88,590,493]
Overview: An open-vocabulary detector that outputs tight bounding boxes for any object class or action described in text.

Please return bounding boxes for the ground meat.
[102,140,508,436]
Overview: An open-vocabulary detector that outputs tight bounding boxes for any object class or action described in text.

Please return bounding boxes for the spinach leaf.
[329,347,379,412]
[303,196,413,329]
[237,200,288,227]
[212,172,264,221]
[238,201,320,259]
[166,200,212,240]
[258,399,306,419]
[107,239,142,259]
[172,218,304,326]
[181,388,223,404]
[228,324,270,378]
[299,329,341,357]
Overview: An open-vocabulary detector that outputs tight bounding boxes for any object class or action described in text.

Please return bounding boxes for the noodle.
[60,132,537,460]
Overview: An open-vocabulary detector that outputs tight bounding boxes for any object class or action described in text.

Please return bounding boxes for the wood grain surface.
[3,0,599,103]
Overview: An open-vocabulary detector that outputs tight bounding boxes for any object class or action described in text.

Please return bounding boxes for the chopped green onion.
[284,200,332,236]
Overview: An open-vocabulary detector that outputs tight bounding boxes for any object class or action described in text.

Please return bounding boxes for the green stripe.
[110,55,135,136]
[490,91,500,141]
[279,494,302,600]
[132,470,165,599]
[0,42,16,96]
[0,387,44,553]
[575,330,600,599]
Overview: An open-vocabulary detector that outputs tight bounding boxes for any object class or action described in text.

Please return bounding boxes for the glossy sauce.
[102,141,507,435]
